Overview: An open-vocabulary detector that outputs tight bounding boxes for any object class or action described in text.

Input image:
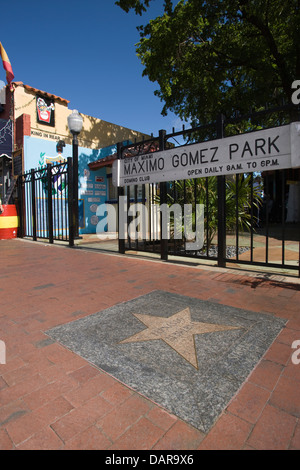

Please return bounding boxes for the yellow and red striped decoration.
[0,42,14,85]
[0,205,19,239]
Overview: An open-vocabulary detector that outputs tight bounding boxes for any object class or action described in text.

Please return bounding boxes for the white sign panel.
[113,123,300,187]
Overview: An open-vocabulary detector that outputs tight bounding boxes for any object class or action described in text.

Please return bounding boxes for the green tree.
[116,0,300,130]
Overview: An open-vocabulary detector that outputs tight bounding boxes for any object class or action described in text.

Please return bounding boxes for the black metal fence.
[17,158,74,246]
[117,107,300,276]
[15,106,300,277]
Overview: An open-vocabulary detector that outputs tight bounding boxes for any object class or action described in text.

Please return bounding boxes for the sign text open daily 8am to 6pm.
[112,123,300,187]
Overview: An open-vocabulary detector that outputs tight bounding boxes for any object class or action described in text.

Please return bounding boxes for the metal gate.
[117,108,300,276]
[17,158,75,246]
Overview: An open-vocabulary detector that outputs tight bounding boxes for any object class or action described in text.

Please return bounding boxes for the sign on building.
[36,95,55,127]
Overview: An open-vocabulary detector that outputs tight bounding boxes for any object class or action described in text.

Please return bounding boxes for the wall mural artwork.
[23,135,117,235]
[38,151,67,196]
[33,151,69,238]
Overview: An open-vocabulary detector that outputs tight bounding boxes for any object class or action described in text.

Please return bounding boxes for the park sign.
[112,122,300,187]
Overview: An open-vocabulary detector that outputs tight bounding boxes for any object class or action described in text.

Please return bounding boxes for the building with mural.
[0,81,149,234]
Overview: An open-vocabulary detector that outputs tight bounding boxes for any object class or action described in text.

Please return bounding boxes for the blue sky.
[1,0,185,137]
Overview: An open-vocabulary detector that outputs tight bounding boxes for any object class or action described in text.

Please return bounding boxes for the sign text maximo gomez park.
[113,123,300,187]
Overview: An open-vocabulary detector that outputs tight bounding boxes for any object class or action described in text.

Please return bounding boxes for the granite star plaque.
[46,291,286,432]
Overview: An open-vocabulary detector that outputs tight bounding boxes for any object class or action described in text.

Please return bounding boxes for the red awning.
[88,154,117,170]
[88,141,161,171]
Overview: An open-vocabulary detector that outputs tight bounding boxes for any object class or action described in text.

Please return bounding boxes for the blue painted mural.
[23,136,117,234]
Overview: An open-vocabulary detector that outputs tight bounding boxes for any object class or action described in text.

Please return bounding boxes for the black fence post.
[72,134,79,239]
[31,169,37,241]
[117,142,125,254]
[47,164,54,244]
[216,114,226,267]
[159,129,168,261]
[17,175,24,238]
[67,157,74,247]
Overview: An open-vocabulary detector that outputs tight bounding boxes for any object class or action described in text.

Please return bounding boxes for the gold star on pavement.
[119,307,240,369]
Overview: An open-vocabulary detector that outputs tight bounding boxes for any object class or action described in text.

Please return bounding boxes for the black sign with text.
[36,95,55,127]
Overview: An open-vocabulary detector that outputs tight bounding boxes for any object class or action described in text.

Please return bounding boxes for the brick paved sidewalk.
[0,238,299,450]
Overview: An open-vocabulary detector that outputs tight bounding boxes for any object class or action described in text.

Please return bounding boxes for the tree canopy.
[116,0,300,129]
